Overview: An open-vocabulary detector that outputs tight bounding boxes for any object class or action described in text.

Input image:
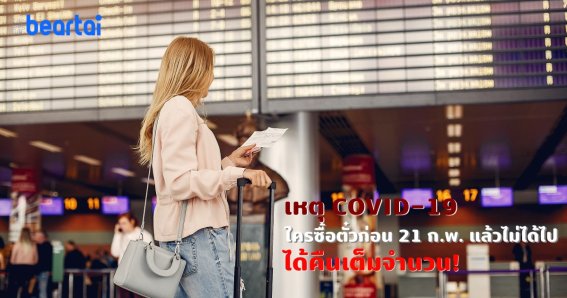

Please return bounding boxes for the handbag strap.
[140,111,188,254]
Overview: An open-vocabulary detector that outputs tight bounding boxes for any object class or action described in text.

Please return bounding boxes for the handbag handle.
[145,242,183,277]
[140,111,188,253]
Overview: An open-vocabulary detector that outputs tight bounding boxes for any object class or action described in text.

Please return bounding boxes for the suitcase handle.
[234,178,276,298]
[237,177,276,190]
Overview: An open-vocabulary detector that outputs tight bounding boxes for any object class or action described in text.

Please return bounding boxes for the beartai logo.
[26,14,102,36]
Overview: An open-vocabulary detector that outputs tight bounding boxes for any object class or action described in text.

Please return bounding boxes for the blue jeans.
[160,226,240,298]
[37,271,50,298]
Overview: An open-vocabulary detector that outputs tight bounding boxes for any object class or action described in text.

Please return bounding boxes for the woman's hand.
[243,169,272,188]
[228,144,258,167]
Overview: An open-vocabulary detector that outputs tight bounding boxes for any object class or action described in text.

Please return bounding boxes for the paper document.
[241,127,288,149]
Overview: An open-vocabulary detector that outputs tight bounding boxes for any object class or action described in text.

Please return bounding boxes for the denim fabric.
[37,271,50,298]
[159,226,241,298]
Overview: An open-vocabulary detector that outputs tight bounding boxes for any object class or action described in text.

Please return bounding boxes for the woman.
[110,212,153,263]
[136,36,272,298]
[8,227,38,298]
[111,213,152,298]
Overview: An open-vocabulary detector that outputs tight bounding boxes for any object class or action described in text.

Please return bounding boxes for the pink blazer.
[152,95,245,242]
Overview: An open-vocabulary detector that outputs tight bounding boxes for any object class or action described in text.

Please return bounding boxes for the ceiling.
[343,100,567,191]
[0,100,566,198]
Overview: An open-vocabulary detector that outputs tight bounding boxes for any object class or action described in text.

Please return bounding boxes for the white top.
[111,226,153,263]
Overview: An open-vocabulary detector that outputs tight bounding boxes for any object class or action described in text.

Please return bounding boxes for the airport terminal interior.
[1,100,566,297]
[1,0,567,297]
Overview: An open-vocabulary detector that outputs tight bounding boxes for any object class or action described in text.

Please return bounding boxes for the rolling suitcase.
[234,178,276,298]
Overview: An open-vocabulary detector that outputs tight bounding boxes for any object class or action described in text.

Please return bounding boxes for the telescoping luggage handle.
[234,178,276,298]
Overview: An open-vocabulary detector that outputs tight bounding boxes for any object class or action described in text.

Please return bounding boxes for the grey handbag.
[113,113,188,298]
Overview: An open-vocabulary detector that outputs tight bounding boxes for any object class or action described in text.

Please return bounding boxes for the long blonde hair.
[18,227,34,254]
[136,36,215,166]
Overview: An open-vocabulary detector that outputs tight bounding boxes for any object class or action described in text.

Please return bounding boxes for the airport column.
[260,111,319,298]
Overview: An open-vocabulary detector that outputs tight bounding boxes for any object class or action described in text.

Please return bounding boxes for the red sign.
[344,283,377,298]
[11,169,38,195]
[342,155,376,187]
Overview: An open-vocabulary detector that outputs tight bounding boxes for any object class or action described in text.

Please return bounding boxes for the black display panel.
[264,0,567,99]
[0,0,254,113]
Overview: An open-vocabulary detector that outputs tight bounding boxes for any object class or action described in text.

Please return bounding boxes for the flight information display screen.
[265,0,567,99]
[1,0,566,114]
[0,0,254,114]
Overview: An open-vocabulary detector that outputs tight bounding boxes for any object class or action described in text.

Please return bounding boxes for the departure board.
[0,0,254,113]
[1,0,567,115]
[264,0,567,99]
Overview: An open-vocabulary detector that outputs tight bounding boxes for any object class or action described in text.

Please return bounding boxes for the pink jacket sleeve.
[10,243,18,264]
[159,100,245,202]
[31,245,38,265]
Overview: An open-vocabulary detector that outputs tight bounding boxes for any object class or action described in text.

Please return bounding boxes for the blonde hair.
[136,36,215,166]
[18,227,34,254]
